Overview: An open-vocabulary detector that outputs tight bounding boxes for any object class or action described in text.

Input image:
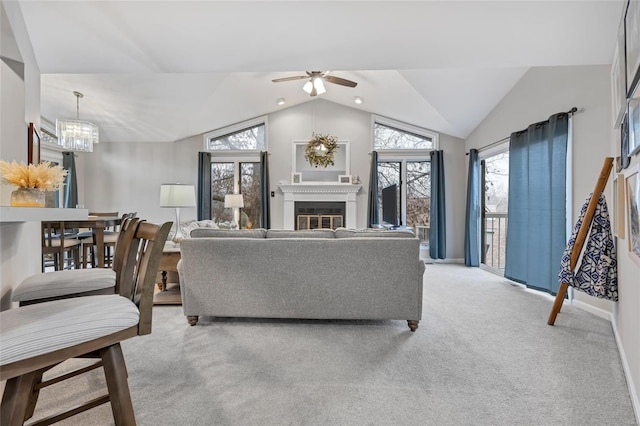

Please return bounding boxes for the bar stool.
[12,217,139,306]
[0,221,172,425]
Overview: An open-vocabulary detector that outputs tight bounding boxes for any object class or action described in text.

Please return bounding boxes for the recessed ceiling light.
[276,98,286,106]
[354,96,363,104]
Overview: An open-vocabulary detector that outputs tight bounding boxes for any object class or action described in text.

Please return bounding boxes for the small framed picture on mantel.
[338,175,352,184]
[291,172,302,184]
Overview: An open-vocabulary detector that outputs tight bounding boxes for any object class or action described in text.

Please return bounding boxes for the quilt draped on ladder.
[558,193,618,301]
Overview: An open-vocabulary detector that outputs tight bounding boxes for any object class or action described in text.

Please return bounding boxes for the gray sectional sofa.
[177,228,425,331]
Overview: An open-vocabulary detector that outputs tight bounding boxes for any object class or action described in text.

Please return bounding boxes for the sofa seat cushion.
[334,228,416,238]
[266,229,335,238]
[0,295,138,366]
[190,228,267,238]
[12,269,116,303]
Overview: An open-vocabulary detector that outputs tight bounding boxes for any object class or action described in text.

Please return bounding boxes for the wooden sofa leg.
[187,316,199,326]
[407,320,419,332]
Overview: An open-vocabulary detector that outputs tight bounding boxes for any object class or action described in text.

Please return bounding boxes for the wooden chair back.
[120,221,172,335]
[112,215,139,289]
[41,221,80,271]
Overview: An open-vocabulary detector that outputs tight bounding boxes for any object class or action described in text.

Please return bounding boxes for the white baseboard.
[612,314,640,423]
[570,299,613,321]
[571,300,640,423]
[427,258,464,264]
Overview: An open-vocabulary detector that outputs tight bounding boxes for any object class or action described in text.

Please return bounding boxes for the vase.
[11,187,46,207]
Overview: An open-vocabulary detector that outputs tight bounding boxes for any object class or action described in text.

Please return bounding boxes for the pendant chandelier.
[56,91,99,152]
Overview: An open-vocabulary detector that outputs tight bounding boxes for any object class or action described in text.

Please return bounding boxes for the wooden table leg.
[159,271,167,291]
[95,224,105,268]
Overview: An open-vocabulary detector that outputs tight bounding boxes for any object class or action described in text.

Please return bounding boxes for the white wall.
[81,98,467,259]
[466,64,639,417]
[0,0,42,311]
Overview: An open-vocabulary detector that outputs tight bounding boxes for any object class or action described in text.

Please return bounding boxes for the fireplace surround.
[279,184,362,230]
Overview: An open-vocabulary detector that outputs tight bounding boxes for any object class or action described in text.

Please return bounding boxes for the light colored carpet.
[23,264,637,425]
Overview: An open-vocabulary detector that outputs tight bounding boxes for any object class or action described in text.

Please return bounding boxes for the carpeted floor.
[24,264,637,425]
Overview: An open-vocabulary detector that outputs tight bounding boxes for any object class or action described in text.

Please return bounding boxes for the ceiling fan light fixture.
[303,81,313,94]
[313,77,326,95]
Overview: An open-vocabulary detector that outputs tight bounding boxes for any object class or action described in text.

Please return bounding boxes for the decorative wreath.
[305,133,338,168]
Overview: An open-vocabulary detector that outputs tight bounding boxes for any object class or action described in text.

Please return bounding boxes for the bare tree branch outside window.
[374,122,432,231]
[208,123,265,228]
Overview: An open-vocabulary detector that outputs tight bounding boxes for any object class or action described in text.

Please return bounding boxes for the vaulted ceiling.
[16,1,624,143]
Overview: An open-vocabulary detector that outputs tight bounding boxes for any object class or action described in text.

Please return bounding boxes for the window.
[373,117,436,234]
[373,116,437,151]
[204,116,266,151]
[205,117,266,228]
[211,161,262,228]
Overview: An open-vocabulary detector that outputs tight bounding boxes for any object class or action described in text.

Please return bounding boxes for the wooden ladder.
[547,157,614,325]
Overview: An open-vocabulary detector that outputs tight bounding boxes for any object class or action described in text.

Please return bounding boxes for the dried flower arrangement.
[304,133,338,168]
[0,160,67,191]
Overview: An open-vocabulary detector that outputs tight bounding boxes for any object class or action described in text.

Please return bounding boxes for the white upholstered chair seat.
[12,268,116,303]
[0,295,139,366]
[80,233,119,245]
[48,237,82,248]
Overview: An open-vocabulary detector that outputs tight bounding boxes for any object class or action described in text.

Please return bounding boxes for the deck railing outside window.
[484,213,507,270]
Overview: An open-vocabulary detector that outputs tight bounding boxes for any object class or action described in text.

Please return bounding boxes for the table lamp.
[160,183,196,244]
[224,193,244,230]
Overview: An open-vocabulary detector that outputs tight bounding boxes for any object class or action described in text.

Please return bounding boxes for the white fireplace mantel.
[279,184,362,230]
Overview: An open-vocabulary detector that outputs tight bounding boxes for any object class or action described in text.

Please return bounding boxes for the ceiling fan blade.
[323,75,358,88]
[272,75,308,83]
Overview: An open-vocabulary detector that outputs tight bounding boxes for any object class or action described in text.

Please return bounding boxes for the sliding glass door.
[481,151,509,272]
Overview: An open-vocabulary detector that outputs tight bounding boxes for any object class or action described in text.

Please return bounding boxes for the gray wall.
[466,64,639,414]
[82,98,467,259]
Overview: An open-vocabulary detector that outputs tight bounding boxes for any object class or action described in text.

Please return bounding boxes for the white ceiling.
[17,0,624,143]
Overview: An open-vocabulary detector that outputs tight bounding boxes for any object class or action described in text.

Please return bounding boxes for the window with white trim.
[203,117,267,228]
[203,116,266,152]
[372,116,437,236]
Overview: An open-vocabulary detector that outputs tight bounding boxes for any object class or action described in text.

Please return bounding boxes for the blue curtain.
[504,113,569,294]
[61,152,77,208]
[464,149,480,266]
[429,150,446,259]
[367,151,379,227]
[260,151,271,229]
[197,152,211,221]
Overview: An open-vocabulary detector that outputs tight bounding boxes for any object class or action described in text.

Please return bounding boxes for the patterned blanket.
[558,193,618,301]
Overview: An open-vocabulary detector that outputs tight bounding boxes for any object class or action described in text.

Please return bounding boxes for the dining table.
[63,215,121,268]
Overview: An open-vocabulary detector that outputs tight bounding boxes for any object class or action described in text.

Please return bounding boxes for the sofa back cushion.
[334,228,415,238]
[266,229,335,239]
[190,228,266,238]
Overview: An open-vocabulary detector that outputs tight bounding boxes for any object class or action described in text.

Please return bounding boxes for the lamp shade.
[160,184,196,207]
[224,193,244,208]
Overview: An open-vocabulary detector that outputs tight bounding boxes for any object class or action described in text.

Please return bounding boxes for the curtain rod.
[466,107,578,156]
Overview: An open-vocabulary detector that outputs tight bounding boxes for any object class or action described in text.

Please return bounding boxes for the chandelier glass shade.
[56,91,99,152]
[56,119,99,152]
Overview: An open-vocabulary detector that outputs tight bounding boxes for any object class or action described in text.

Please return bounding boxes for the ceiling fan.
[272,71,358,96]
